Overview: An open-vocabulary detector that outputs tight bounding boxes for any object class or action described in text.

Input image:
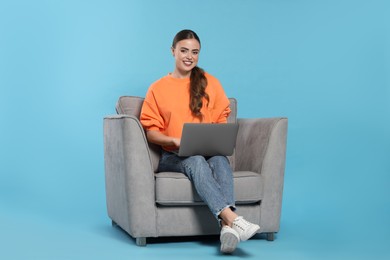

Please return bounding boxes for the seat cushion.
[155,171,263,206]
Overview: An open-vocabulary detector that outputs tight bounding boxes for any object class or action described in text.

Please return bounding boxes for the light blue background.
[1,0,389,259]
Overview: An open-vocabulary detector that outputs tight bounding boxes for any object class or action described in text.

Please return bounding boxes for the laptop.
[178,123,239,157]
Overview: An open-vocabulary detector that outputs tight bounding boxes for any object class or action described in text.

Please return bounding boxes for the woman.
[140,29,260,254]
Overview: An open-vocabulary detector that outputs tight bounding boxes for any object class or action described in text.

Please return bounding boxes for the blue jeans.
[158,151,236,220]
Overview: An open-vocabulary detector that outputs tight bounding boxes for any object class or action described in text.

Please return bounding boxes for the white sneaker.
[232,216,260,241]
[220,226,240,254]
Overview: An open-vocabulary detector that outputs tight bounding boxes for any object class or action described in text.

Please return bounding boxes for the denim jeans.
[158,151,236,220]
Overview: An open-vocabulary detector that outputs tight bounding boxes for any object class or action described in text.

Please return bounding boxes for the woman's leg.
[158,151,240,253]
[207,156,235,211]
[158,151,260,243]
[207,156,260,241]
[158,152,233,219]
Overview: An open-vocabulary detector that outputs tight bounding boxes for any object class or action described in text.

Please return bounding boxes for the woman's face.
[171,38,200,77]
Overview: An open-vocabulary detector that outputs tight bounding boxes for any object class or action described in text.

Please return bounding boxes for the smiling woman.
[139,29,260,254]
[171,39,200,78]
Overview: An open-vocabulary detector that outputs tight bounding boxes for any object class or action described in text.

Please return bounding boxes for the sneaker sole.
[220,232,239,254]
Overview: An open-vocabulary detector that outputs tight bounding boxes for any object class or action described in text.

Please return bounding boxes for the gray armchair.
[104,96,288,246]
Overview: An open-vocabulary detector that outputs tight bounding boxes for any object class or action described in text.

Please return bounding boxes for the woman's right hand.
[146,130,181,149]
[171,138,181,148]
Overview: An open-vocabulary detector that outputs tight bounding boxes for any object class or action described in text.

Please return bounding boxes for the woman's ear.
[171,47,175,57]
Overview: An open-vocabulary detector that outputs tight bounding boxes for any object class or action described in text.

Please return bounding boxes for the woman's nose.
[185,52,193,59]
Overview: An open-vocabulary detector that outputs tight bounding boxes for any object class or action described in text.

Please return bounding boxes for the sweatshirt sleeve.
[216,104,231,123]
[140,87,164,132]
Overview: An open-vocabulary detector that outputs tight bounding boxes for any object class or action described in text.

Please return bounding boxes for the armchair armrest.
[235,117,288,232]
[104,115,157,238]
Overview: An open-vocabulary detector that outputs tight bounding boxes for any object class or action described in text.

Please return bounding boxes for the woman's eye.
[192,51,199,55]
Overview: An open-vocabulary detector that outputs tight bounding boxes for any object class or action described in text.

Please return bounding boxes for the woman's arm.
[146,130,181,149]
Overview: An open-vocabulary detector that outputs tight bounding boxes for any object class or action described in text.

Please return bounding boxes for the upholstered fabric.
[116,96,144,117]
[104,96,288,244]
[155,171,263,206]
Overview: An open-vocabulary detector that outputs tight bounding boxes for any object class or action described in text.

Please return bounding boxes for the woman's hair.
[172,29,209,119]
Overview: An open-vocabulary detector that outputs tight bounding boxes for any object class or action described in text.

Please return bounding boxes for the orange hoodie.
[140,72,231,150]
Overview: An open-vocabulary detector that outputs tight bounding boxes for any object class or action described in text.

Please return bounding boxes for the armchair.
[104,96,288,246]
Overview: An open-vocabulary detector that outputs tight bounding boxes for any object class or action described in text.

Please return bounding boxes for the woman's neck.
[171,69,191,79]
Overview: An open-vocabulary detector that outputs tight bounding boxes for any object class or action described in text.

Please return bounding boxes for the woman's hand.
[171,138,181,148]
[146,130,181,148]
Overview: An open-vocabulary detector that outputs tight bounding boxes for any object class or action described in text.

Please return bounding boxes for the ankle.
[219,208,238,227]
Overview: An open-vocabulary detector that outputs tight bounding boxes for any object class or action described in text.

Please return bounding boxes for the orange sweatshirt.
[140,72,231,151]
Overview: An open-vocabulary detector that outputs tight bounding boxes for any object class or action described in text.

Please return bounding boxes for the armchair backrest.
[116,96,145,117]
[115,96,237,171]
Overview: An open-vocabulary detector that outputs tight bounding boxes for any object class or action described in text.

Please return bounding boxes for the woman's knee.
[184,155,208,167]
[208,156,229,167]
[182,155,209,176]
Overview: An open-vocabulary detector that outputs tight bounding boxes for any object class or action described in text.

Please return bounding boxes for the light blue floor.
[2,189,389,260]
[1,214,388,260]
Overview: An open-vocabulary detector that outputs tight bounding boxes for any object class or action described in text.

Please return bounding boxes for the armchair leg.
[111,220,147,246]
[136,237,147,246]
[266,232,275,241]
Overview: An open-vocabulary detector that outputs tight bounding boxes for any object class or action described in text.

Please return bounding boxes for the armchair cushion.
[155,171,263,206]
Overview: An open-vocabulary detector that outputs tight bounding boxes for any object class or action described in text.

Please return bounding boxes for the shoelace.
[233,217,249,231]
